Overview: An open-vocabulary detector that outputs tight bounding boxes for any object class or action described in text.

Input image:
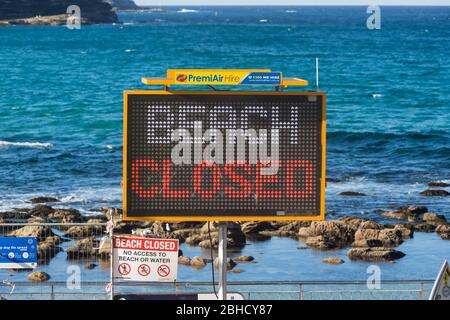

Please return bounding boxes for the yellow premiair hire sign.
[167,69,283,86]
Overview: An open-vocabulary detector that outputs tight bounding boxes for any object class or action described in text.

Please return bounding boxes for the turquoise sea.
[0,6,449,286]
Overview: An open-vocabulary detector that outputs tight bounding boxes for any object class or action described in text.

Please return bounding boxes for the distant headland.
[0,0,141,26]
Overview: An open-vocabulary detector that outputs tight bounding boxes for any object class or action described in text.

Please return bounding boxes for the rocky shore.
[1,194,449,281]
[0,0,118,26]
[0,14,85,26]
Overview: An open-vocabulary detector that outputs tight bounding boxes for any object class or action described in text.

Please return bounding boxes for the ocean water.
[0,6,449,285]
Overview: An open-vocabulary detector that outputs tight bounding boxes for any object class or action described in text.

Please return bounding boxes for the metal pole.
[108,211,114,301]
[217,222,228,300]
[316,57,319,91]
[110,234,114,300]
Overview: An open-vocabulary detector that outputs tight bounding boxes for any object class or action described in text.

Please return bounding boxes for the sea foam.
[0,141,53,148]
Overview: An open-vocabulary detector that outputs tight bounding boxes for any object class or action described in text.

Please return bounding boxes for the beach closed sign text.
[113,236,179,282]
[123,91,326,221]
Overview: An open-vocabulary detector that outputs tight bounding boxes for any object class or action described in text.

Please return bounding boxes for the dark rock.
[178,256,191,265]
[241,221,273,234]
[322,257,344,265]
[27,217,50,224]
[347,247,405,261]
[84,263,97,269]
[407,215,422,223]
[196,222,246,248]
[185,234,204,246]
[260,221,310,238]
[49,209,84,223]
[0,0,118,24]
[11,208,31,213]
[86,214,107,222]
[352,239,384,248]
[190,256,206,268]
[37,236,63,262]
[27,271,50,282]
[105,0,139,10]
[397,206,428,215]
[279,221,311,233]
[148,221,186,243]
[230,268,244,273]
[420,189,449,197]
[339,216,368,229]
[66,237,100,259]
[233,255,254,262]
[393,225,414,239]
[214,257,236,270]
[423,213,447,223]
[172,228,196,241]
[381,205,428,221]
[358,220,384,230]
[64,225,102,238]
[436,224,450,240]
[8,225,55,240]
[0,211,31,220]
[381,210,410,220]
[428,181,449,187]
[86,218,106,224]
[28,197,60,204]
[354,228,403,247]
[29,205,54,216]
[113,220,143,234]
[169,222,203,230]
[299,221,355,247]
[305,235,339,249]
[413,223,437,233]
[339,191,366,196]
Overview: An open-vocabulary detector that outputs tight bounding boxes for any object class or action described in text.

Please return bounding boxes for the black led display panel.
[124,91,325,221]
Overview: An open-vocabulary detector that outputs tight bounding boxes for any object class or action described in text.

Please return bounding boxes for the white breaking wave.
[0,141,53,148]
[177,8,200,13]
[0,186,122,213]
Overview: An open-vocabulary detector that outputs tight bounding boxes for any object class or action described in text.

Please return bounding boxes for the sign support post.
[217,222,228,300]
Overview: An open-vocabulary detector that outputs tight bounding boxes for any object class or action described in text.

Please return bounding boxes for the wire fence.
[0,280,433,300]
[112,280,433,300]
[0,222,435,300]
[0,223,111,300]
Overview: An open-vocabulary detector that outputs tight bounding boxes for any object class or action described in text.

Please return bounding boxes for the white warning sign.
[429,260,450,300]
[113,236,179,282]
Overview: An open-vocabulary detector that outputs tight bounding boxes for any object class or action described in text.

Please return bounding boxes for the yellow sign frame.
[142,69,308,88]
[123,90,326,222]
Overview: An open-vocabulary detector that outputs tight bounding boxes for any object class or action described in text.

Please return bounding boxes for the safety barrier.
[0,280,433,300]
[0,223,111,300]
[0,223,434,300]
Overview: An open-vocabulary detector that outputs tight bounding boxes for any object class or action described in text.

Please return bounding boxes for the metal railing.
[112,280,433,300]
[0,222,111,300]
[0,280,434,300]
